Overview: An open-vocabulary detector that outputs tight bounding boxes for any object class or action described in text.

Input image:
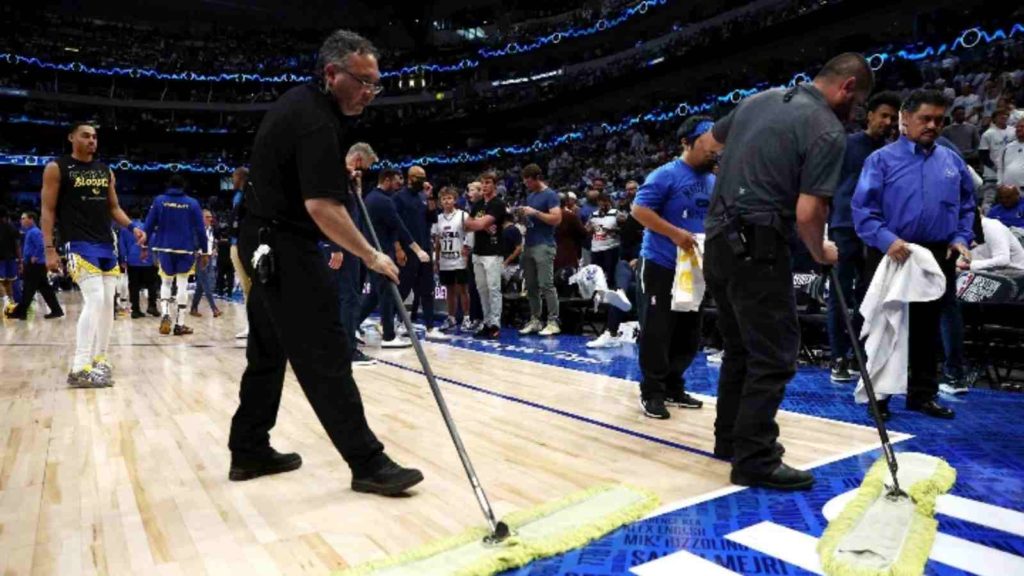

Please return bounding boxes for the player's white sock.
[92,275,117,362]
[73,275,104,372]
[160,277,173,316]
[174,275,189,326]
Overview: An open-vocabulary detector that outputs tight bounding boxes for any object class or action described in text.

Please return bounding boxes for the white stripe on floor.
[629,549,740,576]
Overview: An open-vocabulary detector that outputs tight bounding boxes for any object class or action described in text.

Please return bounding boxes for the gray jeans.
[473,255,504,327]
[522,244,558,323]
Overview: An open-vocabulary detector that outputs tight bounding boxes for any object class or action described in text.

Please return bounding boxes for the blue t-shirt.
[987,200,1024,229]
[636,159,715,270]
[524,188,560,246]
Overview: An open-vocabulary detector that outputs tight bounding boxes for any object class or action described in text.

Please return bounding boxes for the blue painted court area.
[430,329,1024,575]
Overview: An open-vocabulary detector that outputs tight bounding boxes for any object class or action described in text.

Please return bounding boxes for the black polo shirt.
[704,84,846,240]
[246,83,356,237]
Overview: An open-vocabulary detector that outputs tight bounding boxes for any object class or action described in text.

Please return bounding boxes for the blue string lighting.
[0,0,669,82]
[478,0,668,59]
[0,23,1019,173]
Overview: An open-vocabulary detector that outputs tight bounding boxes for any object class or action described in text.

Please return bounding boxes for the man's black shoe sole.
[351,470,425,496]
[229,456,303,481]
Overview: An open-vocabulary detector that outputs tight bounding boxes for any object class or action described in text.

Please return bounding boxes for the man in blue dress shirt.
[852,89,976,420]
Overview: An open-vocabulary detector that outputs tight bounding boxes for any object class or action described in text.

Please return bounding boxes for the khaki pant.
[230,244,252,301]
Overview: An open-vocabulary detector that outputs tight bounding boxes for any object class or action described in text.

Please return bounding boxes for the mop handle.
[351,185,502,534]
[828,267,903,494]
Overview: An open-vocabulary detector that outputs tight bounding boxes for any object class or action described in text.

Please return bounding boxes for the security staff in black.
[228,29,424,496]
[701,54,873,490]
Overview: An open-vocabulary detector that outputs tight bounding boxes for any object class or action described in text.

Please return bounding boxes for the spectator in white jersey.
[432,187,472,332]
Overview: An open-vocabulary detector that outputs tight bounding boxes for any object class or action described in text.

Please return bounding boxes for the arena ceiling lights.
[1,23,1020,173]
[0,0,670,82]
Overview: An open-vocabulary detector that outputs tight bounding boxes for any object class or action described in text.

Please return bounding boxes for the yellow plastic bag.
[672,243,704,312]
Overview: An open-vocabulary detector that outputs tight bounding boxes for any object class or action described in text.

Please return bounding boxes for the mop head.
[818,452,956,576]
[338,484,658,576]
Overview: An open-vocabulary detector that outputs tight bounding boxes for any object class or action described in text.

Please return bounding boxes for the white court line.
[826,490,1024,539]
[649,436,914,519]
[645,485,746,519]
[727,519,1024,576]
[629,549,741,576]
[726,521,824,574]
[429,337,906,436]
[939,495,1024,538]
[930,533,1024,576]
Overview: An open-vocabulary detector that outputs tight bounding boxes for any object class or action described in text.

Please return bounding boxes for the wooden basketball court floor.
[0,296,902,575]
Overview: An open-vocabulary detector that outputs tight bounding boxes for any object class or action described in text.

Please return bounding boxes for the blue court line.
[372,356,721,461]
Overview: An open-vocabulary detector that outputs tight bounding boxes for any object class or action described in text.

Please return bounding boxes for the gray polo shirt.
[704,84,846,240]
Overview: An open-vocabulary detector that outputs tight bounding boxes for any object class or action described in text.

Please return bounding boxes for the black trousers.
[705,234,799,477]
[216,254,235,295]
[398,258,436,329]
[127,265,159,313]
[228,221,385,476]
[864,242,957,406]
[12,263,62,317]
[637,259,701,400]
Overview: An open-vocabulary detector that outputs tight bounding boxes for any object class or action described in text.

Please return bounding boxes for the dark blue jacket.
[364,188,414,257]
[392,186,431,248]
[832,131,886,229]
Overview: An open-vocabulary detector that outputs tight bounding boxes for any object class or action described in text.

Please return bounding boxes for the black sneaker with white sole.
[640,397,670,419]
[352,350,377,367]
[665,391,703,409]
[830,358,856,382]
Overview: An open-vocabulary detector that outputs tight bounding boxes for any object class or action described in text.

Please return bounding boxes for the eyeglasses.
[340,69,384,95]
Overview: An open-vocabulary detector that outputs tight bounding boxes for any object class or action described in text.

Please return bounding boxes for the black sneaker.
[731,463,814,491]
[44,311,64,319]
[475,325,500,339]
[830,358,856,382]
[640,397,670,419]
[147,307,161,317]
[352,458,424,496]
[665,391,703,409]
[131,310,145,319]
[352,349,377,367]
[229,449,303,481]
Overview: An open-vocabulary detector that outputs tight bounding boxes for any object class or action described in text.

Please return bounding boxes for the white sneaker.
[381,337,413,348]
[519,319,544,335]
[396,323,409,336]
[425,328,451,341]
[586,331,621,349]
[440,317,458,332]
[462,318,477,332]
[603,289,632,312]
[235,328,249,339]
[706,350,724,364]
[538,322,561,337]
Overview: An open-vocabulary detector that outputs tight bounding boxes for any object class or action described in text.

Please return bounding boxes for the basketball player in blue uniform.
[143,175,207,336]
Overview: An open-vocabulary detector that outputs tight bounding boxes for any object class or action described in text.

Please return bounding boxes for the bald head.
[813,52,874,121]
[815,53,873,92]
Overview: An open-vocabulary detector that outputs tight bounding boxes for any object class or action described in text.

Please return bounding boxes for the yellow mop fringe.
[817,454,956,576]
[338,484,659,576]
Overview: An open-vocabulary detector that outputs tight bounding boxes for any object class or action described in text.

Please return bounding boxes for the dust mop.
[817,268,956,576]
[342,174,659,576]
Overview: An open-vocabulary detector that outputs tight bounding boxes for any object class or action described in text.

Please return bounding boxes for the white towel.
[855,244,947,403]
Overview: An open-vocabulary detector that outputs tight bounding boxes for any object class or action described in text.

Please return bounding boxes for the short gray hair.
[317,29,378,76]
[346,142,379,164]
